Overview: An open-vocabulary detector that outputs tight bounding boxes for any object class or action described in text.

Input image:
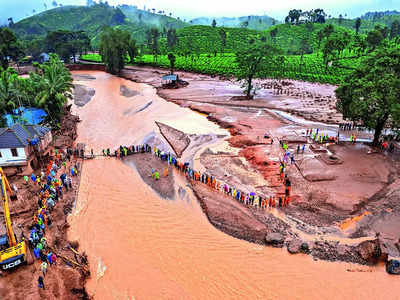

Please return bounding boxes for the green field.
[81,51,361,85]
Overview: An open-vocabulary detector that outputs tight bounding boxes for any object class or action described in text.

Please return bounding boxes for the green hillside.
[190,15,279,30]
[265,23,353,53]
[327,15,400,33]
[12,5,126,41]
[83,22,363,85]
[157,23,355,55]
[11,3,189,47]
[160,25,262,54]
[119,5,188,30]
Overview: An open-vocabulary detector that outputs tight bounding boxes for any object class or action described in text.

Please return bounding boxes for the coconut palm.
[30,55,73,127]
[0,68,19,113]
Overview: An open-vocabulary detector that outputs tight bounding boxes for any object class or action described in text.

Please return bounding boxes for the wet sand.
[68,70,400,299]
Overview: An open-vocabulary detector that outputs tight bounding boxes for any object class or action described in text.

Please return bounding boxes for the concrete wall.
[0,147,27,167]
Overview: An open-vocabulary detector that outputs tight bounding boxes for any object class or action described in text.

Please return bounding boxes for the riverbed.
[68,70,400,300]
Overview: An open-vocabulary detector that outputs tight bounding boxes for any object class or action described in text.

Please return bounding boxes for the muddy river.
[68,71,399,300]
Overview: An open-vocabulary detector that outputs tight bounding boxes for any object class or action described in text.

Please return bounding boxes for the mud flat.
[120,84,139,98]
[122,153,175,199]
[122,66,342,124]
[73,84,96,107]
[156,121,190,157]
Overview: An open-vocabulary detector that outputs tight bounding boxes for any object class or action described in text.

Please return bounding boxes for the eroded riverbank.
[68,70,400,299]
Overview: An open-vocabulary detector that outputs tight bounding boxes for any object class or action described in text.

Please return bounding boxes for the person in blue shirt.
[33,247,40,259]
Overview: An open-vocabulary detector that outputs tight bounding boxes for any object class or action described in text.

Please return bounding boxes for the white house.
[0,123,52,167]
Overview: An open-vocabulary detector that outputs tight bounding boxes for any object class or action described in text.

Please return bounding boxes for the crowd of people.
[339,123,363,131]
[101,144,151,159]
[305,128,338,144]
[103,143,293,210]
[24,148,79,290]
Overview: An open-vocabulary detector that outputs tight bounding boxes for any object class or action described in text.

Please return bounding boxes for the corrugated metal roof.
[12,123,31,142]
[162,74,178,81]
[0,129,26,149]
[24,125,38,137]
[0,123,50,149]
[34,125,50,135]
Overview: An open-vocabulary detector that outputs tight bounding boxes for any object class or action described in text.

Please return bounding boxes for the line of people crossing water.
[103,143,292,209]
[305,128,338,144]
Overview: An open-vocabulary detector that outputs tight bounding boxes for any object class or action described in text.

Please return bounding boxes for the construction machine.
[0,168,27,271]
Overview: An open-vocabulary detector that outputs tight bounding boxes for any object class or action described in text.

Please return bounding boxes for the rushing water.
[68,71,399,300]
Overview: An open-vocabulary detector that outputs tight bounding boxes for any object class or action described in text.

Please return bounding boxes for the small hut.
[161,74,178,85]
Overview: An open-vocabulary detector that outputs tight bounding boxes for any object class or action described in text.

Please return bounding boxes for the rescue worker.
[38,276,45,290]
[41,261,48,276]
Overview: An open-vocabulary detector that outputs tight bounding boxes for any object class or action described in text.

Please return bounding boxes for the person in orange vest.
[163,167,168,177]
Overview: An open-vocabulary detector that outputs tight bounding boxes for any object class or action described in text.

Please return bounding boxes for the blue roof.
[162,74,178,81]
[3,106,47,127]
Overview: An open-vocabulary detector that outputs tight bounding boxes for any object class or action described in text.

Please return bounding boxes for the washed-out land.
[3,66,399,300]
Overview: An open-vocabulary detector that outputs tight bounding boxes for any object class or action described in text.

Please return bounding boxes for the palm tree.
[30,55,73,127]
[0,68,31,126]
[0,68,19,114]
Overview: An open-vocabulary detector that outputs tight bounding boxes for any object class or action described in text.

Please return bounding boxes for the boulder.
[386,259,400,275]
[298,158,336,182]
[379,239,400,260]
[300,242,310,253]
[265,233,284,247]
[287,239,302,254]
[356,239,381,264]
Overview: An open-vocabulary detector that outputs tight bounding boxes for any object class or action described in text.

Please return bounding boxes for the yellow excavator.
[0,168,27,271]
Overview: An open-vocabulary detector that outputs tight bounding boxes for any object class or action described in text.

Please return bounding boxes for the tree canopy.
[99,27,137,74]
[0,55,73,128]
[146,28,160,62]
[235,41,281,97]
[45,30,90,63]
[0,28,23,69]
[335,46,400,145]
[285,9,326,25]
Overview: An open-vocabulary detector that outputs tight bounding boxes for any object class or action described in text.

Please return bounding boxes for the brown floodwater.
[68,71,399,300]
